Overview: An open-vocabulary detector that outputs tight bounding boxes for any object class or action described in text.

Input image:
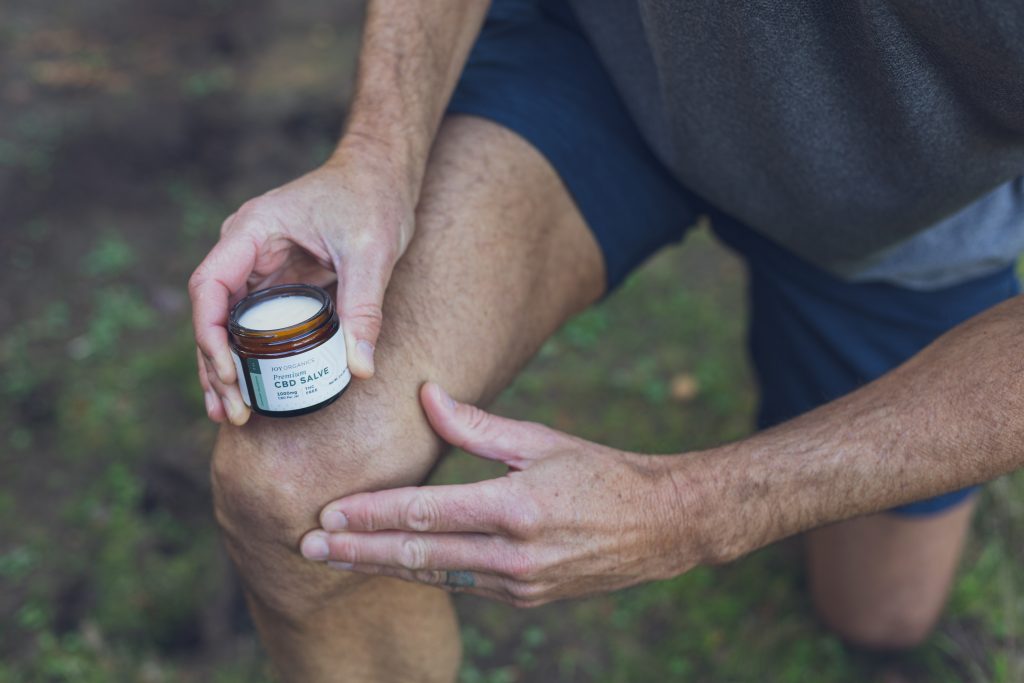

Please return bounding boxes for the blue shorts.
[449,0,1021,515]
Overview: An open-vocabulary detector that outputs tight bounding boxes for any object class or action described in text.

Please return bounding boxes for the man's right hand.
[189,0,489,425]
[188,143,416,425]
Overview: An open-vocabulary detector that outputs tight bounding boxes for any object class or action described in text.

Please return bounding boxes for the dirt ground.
[2,1,1023,681]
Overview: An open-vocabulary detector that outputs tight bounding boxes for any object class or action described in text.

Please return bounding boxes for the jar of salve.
[228,284,351,417]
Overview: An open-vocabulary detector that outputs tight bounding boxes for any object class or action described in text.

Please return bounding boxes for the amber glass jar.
[228,284,351,417]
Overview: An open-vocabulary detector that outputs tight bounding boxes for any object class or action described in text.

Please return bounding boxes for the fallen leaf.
[670,373,700,402]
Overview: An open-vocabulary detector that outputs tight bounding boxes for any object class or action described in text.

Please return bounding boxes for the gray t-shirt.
[568,0,1024,288]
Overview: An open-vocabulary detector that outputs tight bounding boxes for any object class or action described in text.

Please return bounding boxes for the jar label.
[231,332,350,413]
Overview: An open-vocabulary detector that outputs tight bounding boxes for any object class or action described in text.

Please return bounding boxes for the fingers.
[322,562,538,605]
[319,480,520,534]
[201,350,251,426]
[197,347,226,423]
[334,249,394,379]
[188,230,261,390]
[420,383,561,468]
[300,529,522,577]
[190,223,268,426]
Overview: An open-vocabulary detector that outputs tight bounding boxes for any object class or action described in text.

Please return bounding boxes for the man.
[188,0,1024,680]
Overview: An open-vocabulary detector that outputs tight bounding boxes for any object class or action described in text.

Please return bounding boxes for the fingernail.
[327,561,354,571]
[322,509,348,531]
[301,533,330,561]
[226,397,246,424]
[204,391,217,416]
[356,340,375,373]
[436,384,456,411]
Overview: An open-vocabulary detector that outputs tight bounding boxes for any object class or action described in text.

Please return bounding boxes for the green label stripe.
[246,358,269,410]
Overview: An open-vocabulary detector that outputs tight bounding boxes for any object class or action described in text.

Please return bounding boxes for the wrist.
[333,125,429,202]
[654,447,770,570]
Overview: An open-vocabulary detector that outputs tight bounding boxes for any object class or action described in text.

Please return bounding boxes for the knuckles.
[508,597,545,610]
[404,493,440,532]
[345,227,394,257]
[341,301,385,339]
[218,212,237,237]
[342,301,385,327]
[509,580,546,602]
[501,550,540,582]
[225,199,281,237]
[234,197,271,222]
[462,405,494,438]
[411,569,445,586]
[187,267,208,297]
[399,536,429,570]
[502,496,542,539]
[327,537,357,564]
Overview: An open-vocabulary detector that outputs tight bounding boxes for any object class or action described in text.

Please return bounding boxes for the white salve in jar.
[228,285,351,417]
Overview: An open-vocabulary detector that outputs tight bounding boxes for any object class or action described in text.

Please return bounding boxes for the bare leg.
[210,115,605,682]
[806,500,975,649]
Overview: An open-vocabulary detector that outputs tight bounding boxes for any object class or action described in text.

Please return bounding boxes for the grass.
[2,1,1022,676]
[4,217,1022,681]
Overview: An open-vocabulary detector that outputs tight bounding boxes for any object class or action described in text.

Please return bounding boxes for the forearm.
[335,0,489,194]
[672,294,1024,564]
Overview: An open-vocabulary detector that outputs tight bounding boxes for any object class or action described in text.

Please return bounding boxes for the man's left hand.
[299,383,707,606]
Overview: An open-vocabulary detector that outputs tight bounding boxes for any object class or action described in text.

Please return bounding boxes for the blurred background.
[2,1,1023,681]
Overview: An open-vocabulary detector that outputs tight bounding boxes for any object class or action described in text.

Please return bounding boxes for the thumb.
[419,382,560,469]
[335,252,393,379]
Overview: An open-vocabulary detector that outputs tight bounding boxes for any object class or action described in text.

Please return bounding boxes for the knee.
[815,601,936,651]
[210,394,441,613]
[211,413,407,548]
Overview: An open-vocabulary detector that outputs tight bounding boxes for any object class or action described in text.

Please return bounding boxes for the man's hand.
[299,383,705,606]
[289,295,1024,608]
[188,146,414,426]
[188,1,489,426]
